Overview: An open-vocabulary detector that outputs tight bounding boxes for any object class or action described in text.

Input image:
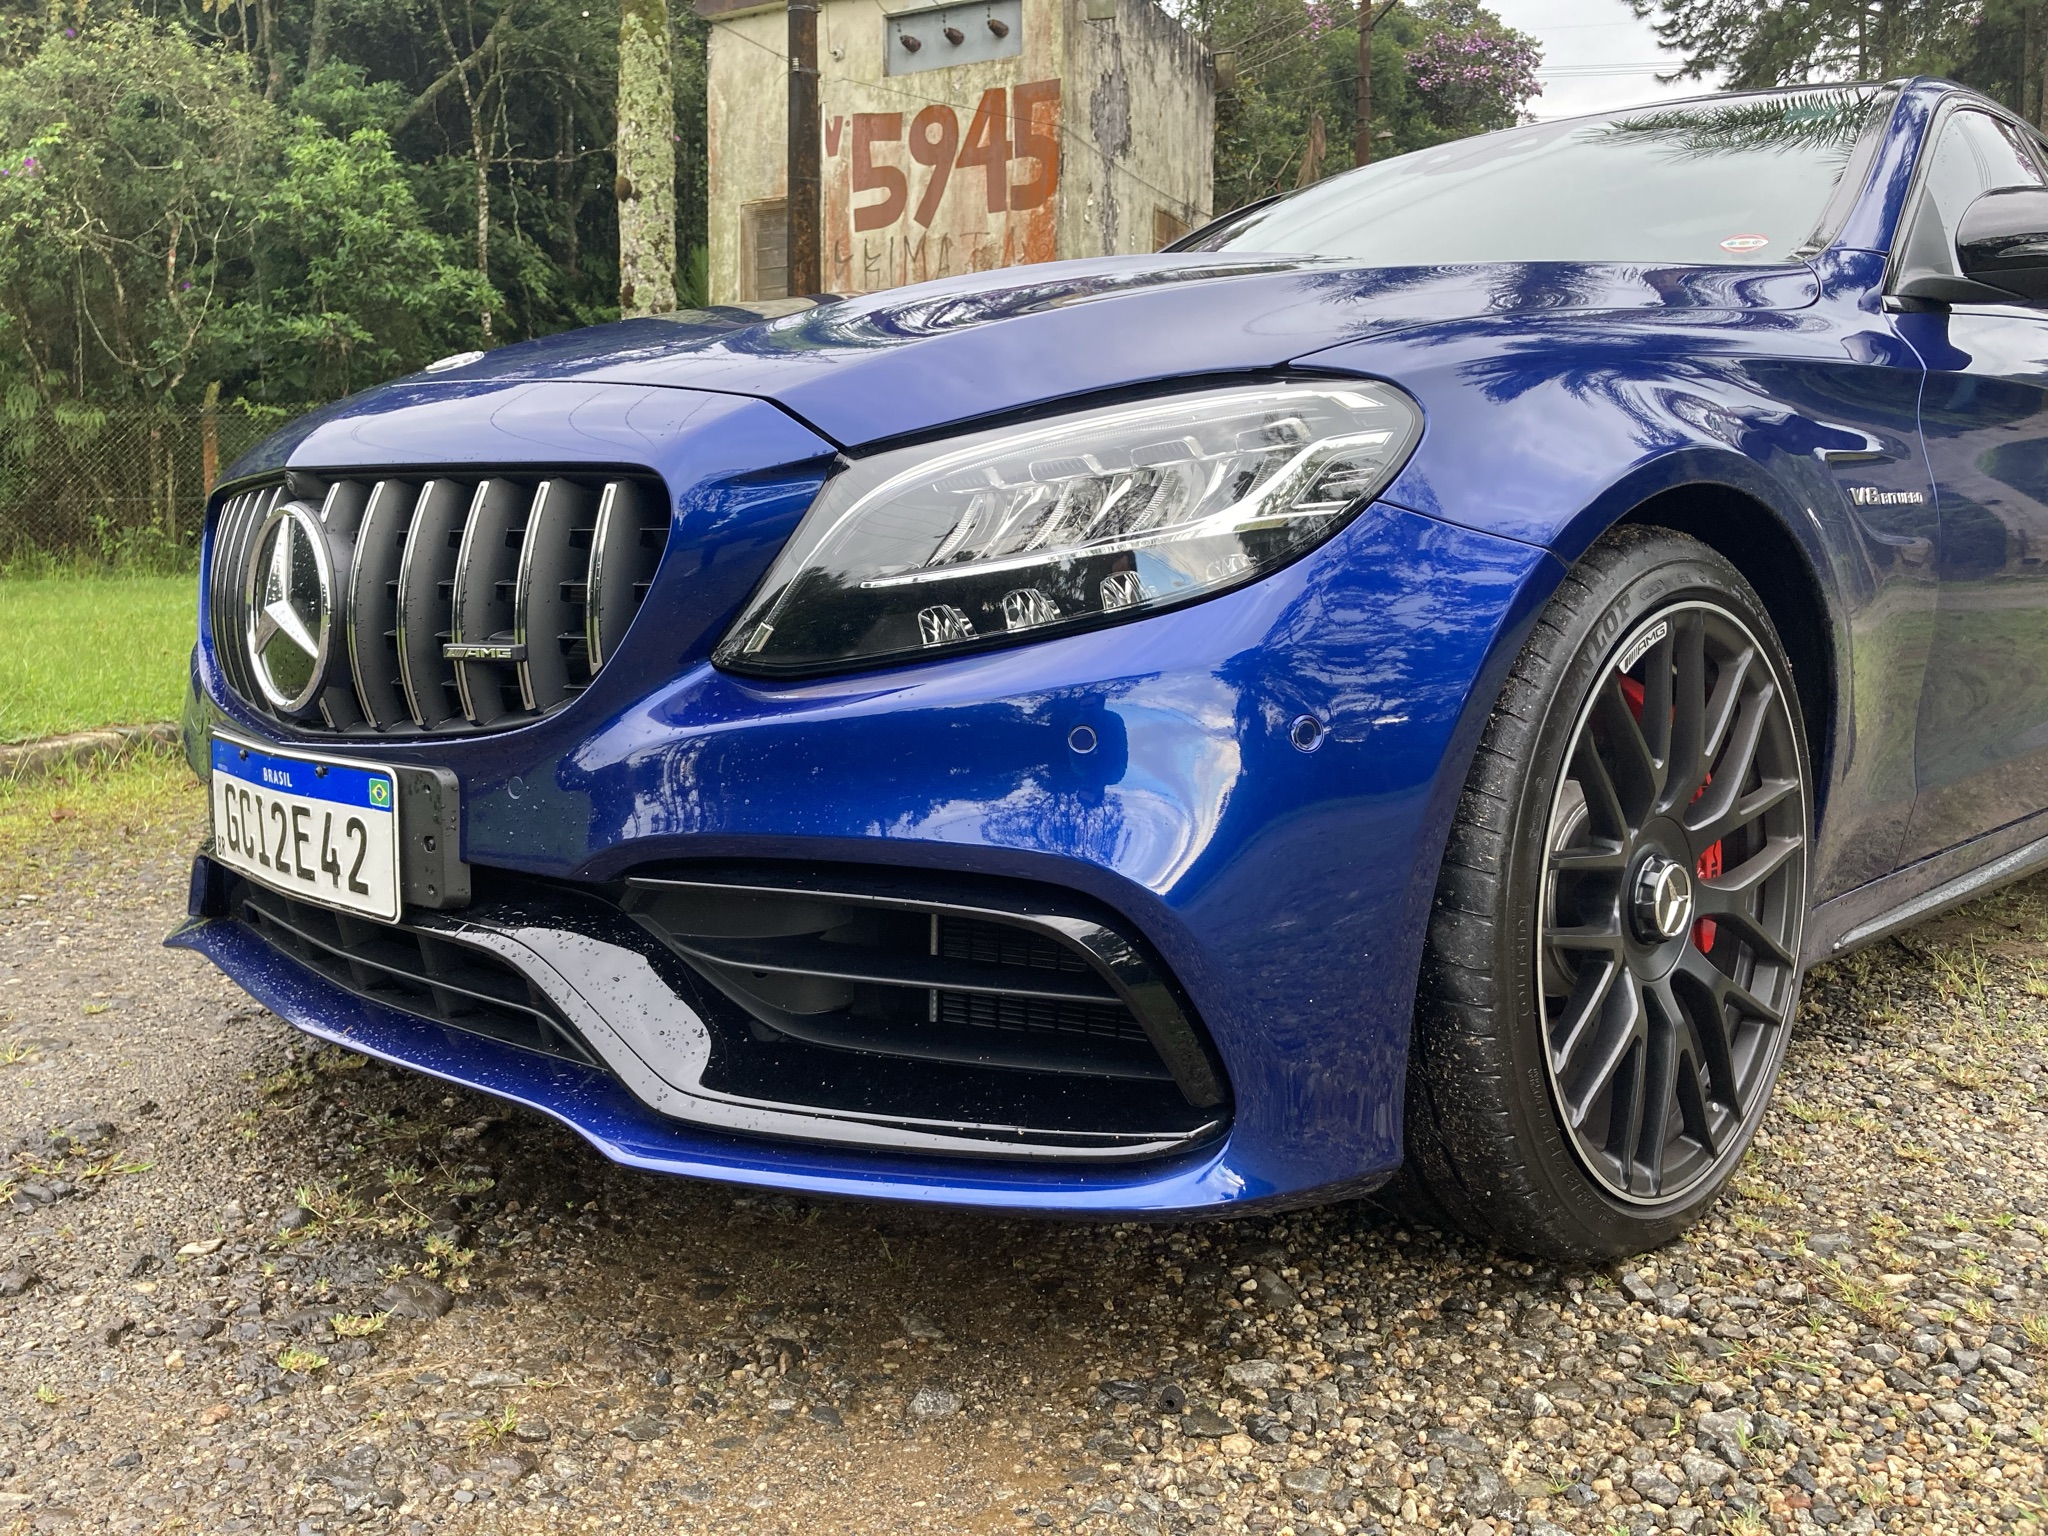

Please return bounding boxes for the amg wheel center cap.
[1631,854,1694,943]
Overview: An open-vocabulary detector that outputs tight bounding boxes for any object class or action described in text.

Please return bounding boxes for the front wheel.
[1403,526,1811,1260]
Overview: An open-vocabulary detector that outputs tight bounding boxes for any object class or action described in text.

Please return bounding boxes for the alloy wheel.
[1538,601,1808,1204]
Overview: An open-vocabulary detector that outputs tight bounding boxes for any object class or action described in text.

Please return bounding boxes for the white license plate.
[210,734,402,922]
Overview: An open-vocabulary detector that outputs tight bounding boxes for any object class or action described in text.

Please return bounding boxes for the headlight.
[714,380,1423,676]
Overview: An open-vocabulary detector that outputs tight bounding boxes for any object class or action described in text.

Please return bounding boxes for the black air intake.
[216,861,1229,1159]
[622,867,1228,1108]
[209,471,668,735]
[226,874,598,1067]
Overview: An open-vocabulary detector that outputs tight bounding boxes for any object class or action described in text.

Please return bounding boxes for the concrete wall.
[705,7,789,303]
[1058,0,1213,262]
[704,0,1212,302]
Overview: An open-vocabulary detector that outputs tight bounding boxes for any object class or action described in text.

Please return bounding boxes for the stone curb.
[0,722,182,784]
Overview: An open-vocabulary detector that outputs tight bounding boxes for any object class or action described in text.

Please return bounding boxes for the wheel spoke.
[1673,947,1755,1107]
[1660,613,1711,814]
[1549,958,1622,1075]
[1698,904,1796,968]
[1572,734,1630,842]
[1549,840,1627,873]
[1676,944,1784,1028]
[1685,681,1777,840]
[1697,834,1802,909]
[1544,920,1626,954]
[1638,625,1676,770]
[1701,643,1755,764]
[1672,1036,1720,1161]
[1592,674,1660,824]
[1689,775,1800,855]
[1561,973,1644,1129]
[1633,981,1686,1193]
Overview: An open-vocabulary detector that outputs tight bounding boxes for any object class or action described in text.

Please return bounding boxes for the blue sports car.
[173,77,2048,1258]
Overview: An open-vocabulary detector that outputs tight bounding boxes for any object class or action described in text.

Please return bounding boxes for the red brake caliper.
[1619,675,1719,952]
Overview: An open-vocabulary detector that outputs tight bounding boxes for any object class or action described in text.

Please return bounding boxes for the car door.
[1891,104,2048,861]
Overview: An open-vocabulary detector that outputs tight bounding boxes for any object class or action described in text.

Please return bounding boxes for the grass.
[0,752,203,898]
[0,574,195,741]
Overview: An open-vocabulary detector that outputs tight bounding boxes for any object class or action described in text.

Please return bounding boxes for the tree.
[1,0,658,361]
[222,122,499,401]
[1958,0,2048,127]
[1405,2,1542,134]
[616,0,677,315]
[1175,0,1543,212]
[0,20,493,409]
[1624,0,1998,106]
[0,19,273,406]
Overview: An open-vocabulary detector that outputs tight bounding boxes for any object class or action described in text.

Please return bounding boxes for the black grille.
[938,914,1090,974]
[622,867,1227,1105]
[934,989,1150,1046]
[209,471,668,735]
[227,875,598,1067]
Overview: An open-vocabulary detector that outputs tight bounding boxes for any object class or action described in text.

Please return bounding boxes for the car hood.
[254,252,1822,464]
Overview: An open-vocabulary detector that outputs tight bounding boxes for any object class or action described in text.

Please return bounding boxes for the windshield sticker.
[1720,234,1770,254]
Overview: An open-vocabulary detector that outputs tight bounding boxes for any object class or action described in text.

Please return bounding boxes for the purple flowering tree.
[1405,1,1543,134]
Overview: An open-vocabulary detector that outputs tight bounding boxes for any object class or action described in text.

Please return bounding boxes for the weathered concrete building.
[699,0,1214,301]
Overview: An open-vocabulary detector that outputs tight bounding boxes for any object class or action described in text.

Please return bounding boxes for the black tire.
[1401,525,1812,1260]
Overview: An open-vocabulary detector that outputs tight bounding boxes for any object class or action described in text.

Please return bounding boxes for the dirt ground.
[0,759,2044,1536]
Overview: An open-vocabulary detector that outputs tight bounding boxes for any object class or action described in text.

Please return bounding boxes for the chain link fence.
[0,402,285,572]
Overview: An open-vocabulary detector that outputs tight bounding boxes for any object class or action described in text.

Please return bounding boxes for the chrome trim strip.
[347,479,417,729]
[449,480,492,723]
[587,479,653,673]
[450,477,529,726]
[585,480,622,673]
[394,479,468,729]
[435,911,1219,1161]
[513,478,588,712]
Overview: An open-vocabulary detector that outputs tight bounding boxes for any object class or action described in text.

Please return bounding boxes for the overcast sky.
[1487,0,1724,120]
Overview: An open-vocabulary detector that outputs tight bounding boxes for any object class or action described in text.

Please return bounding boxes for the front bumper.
[174,491,1558,1215]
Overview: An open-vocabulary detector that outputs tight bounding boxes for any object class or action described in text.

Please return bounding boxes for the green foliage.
[223,121,496,402]
[1629,0,2044,125]
[0,0,715,414]
[0,19,493,411]
[680,243,711,310]
[0,19,275,405]
[1177,0,1544,214]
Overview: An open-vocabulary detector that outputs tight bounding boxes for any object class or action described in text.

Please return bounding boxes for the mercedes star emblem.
[243,500,334,715]
[1631,854,1695,943]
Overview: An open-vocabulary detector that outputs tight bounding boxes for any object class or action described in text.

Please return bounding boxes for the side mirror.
[1956,185,2048,303]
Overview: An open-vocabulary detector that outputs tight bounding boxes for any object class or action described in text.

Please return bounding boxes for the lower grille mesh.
[228,876,599,1067]
[935,989,1151,1046]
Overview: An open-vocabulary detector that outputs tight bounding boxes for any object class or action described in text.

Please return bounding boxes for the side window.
[1990,116,2048,180]
[1899,110,2047,278]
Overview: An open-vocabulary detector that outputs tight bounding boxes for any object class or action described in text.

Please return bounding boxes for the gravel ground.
[1,768,2045,1536]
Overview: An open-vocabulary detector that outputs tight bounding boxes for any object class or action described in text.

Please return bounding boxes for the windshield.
[1181,87,1895,267]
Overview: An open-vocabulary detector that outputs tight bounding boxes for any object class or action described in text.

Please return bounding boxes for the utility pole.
[1354,0,1399,168]
[787,0,821,296]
